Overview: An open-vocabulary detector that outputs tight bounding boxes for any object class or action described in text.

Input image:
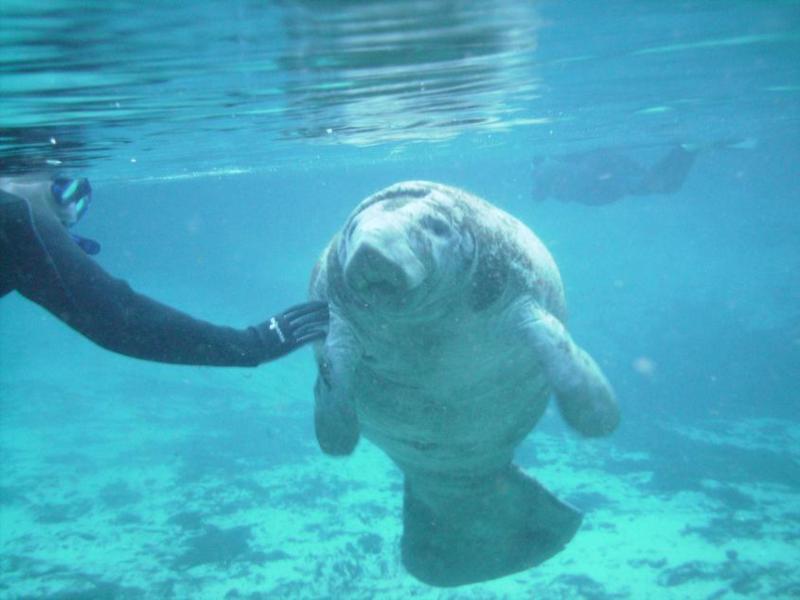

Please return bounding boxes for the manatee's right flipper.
[401,465,582,587]
[313,315,360,456]
[314,369,359,456]
[525,306,620,437]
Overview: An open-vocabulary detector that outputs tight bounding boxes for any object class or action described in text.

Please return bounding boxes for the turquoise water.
[1,1,799,598]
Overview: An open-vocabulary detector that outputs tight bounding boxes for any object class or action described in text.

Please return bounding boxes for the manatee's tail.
[633,137,759,197]
[401,465,582,587]
[632,144,699,196]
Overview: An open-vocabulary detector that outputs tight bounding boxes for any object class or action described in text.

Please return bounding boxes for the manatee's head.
[336,181,476,315]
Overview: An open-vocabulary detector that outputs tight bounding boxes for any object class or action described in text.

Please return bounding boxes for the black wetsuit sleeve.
[0,192,268,366]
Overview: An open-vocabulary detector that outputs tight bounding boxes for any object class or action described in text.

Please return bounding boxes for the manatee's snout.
[344,239,426,298]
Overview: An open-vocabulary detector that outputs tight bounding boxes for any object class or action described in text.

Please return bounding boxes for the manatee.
[309,181,619,587]
[531,138,755,206]
[531,145,699,205]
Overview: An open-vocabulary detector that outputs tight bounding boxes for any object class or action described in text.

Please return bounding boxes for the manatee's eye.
[422,215,450,237]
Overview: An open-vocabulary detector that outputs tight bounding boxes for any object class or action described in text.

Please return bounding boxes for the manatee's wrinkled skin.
[309,181,619,587]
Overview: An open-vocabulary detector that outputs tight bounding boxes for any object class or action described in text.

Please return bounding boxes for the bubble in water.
[633,356,656,376]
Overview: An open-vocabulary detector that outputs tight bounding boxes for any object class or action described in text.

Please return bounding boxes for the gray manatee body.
[309,181,619,587]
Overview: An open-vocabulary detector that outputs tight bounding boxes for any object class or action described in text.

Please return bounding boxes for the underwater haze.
[1,1,799,598]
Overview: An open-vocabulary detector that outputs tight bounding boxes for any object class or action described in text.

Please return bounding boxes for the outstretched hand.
[256,301,329,362]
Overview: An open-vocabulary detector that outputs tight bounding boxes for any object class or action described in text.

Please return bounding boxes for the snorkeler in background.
[531,140,754,206]
[0,175,328,365]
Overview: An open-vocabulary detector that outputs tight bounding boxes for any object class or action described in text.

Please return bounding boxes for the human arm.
[0,193,327,366]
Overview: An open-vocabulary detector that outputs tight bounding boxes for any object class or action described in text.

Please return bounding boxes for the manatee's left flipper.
[525,306,620,437]
[313,314,361,455]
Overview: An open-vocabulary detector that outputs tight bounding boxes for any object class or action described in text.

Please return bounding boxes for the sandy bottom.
[1,358,798,599]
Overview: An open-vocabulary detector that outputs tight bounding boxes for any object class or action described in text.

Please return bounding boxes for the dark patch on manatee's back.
[381,197,414,212]
[469,246,509,311]
[374,183,431,202]
[356,182,432,214]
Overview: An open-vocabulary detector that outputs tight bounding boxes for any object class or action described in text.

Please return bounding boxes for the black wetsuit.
[0,189,269,366]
